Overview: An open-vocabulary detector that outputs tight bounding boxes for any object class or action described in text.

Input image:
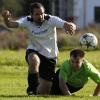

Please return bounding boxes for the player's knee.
[28,53,40,65]
[28,53,40,73]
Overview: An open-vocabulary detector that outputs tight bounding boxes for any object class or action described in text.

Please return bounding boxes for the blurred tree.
[1,0,23,16]
[0,0,3,12]
[19,0,33,15]
[0,0,50,16]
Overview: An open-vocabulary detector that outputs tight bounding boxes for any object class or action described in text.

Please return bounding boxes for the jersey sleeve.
[59,61,69,81]
[85,61,100,83]
[15,16,28,27]
[48,15,66,28]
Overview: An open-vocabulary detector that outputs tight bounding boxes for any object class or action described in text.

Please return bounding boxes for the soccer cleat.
[27,73,39,95]
[27,91,35,96]
[27,87,36,96]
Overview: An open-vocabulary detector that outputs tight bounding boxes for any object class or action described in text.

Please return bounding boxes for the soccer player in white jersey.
[2,2,76,95]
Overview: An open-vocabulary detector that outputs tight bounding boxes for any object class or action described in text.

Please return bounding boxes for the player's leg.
[37,56,56,95]
[25,49,40,95]
[50,69,63,95]
[37,77,52,94]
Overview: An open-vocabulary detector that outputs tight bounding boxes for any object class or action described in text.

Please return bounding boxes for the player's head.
[30,2,45,24]
[70,49,85,70]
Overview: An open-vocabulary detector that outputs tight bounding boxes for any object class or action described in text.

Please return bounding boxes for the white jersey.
[16,15,65,58]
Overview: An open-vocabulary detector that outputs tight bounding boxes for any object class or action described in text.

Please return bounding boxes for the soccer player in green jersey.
[51,49,100,96]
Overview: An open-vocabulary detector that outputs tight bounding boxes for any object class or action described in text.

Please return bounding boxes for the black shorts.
[25,49,57,81]
[50,69,83,95]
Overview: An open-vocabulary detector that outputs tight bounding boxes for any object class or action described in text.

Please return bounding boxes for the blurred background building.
[0,0,100,49]
[48,0,100,29]
[0,0,100,29]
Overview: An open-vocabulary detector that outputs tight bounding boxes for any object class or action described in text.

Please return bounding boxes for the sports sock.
[27,72,39,94]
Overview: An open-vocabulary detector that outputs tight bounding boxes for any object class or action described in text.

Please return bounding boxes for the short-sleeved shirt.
[16,15,66,58]
[59,60,100,88]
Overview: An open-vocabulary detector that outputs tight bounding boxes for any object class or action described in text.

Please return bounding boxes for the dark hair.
[30,2,45,14]
[70,49,85,58]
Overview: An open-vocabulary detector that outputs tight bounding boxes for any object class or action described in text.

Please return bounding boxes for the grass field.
[0,49,100,100]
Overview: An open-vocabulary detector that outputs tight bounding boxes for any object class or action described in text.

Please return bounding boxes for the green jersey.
[59,60,100,88]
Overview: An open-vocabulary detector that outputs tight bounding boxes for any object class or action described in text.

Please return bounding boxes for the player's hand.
[2,10,11,19]
[66,93,76,96]
[90,94,100,96]
[70,93,76,96]
[64,22,76,35]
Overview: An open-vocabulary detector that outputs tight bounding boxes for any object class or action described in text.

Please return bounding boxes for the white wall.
[86,0,100,26]
[74,0,100,29]
[73,0,84,28]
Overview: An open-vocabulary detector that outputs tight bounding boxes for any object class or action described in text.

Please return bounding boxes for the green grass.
[0,50,26,66]
[0,49,100,100]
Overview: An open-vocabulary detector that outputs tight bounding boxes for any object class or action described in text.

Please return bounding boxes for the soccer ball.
[79,33,98,49]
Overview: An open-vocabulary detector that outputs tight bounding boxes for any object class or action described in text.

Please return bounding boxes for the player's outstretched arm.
[2,10,18,28]
[93,83,100,96]
[59,76,72,96]
[64,22,76,35]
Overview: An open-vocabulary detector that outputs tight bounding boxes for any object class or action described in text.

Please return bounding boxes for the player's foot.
[27,91,35,96]
[27,87,36,96]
